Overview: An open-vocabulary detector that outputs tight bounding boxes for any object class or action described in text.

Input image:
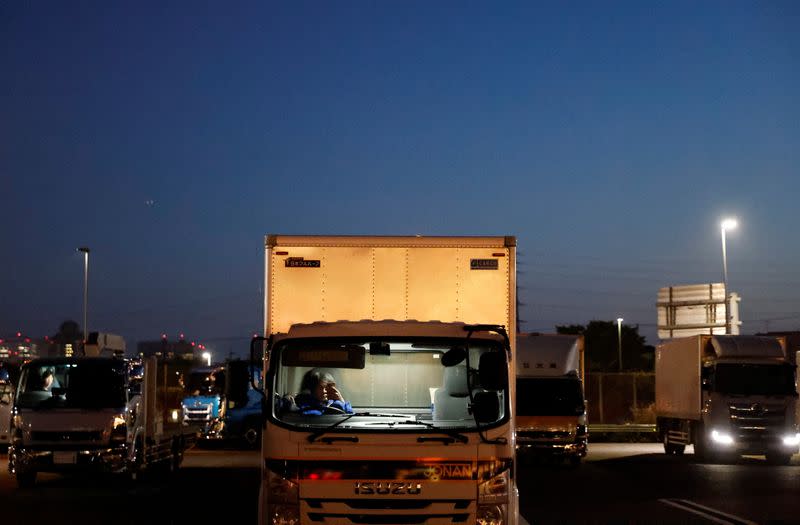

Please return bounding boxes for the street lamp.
[77,247,90,342]
[720,218,738,334]
[616,318,624,372]
[202,352,211,367]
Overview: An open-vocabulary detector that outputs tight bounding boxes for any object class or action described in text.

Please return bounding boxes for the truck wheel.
[765,452,792,465]
[692,424,708,462]
[663,433,674,455]
[16,470,36,488]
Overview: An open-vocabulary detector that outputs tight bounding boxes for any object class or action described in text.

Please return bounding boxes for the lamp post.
[720,218,738,334]
[77,247,90,342]
[616,318,624,372]
[202,352,211,367]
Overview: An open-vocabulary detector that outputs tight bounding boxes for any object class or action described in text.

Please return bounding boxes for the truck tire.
[16,470,36,488]
[692,423,708,462]
[765,451,792,466]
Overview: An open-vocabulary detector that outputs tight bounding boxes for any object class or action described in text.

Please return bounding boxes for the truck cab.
[260,321,515,525]
[184,361,263,447]
[182,366,225,432]
[9,356,197,487]
[515,333,587,465]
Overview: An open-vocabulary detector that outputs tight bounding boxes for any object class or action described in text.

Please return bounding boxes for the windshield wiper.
[306,412,410,443]
[392,419,469,444]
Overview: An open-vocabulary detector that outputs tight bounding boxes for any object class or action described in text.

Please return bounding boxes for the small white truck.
[253,235,520,525]
[9,355,199,487]
[515,333,587,464]
[656,334,799,464]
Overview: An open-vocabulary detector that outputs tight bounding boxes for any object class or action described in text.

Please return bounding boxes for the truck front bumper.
[516,437,587,458]
[9,444,129,474]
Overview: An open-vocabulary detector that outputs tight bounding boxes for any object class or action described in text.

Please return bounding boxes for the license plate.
[52,452,77,464]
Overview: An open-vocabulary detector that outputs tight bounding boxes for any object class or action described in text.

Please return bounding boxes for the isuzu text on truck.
[515,333,587,465]
[656,334,799,464]
[251,235,520,525]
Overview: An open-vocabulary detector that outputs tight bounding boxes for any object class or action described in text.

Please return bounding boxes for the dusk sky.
[3,1,798,357]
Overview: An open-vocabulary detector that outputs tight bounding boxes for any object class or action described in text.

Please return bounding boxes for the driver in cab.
[282,368,353,415]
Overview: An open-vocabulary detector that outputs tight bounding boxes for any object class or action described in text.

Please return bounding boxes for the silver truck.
[9,356,199,487]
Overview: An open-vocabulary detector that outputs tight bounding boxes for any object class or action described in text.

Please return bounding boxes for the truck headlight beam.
[710,430,734,446]
[782,433,800,447]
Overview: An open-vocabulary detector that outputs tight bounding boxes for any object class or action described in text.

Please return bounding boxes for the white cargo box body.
[516,333,583,380]
[264,235,516,338]
[656,337,703,420]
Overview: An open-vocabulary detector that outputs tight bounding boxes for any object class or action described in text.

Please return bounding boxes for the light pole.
[616,318,623,372]
[720,218,738,334]
[202,352,211,367]
[77,247,90,342]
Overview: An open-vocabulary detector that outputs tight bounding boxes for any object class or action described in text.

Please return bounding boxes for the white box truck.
[656,335,799,464]
[251,235,520,525]
[515,333,587,465]
[9,355,199,486]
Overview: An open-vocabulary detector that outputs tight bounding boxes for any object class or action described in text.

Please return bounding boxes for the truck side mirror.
[472,392,500,423]
[441,347,466,367]
[250,337,268,398]
[478,352,507,390]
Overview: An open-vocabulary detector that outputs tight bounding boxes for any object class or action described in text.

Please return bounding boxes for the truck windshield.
[272,338,508,431]
[16,361,127,409]
[714,363,797,396]
[516,377,584,416]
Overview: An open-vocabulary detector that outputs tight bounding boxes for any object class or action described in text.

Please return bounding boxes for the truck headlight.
[266,465,299,525]
[476,504,505,525]
[478,470,509,504]
[710,429,734,446]
[783,433,800,447]
[478,467,510,523]
[110,413,127,444]
[267,505,299,525]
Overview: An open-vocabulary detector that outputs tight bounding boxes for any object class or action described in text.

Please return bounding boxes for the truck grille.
[729,403,786,441]
[517,430,571,441]
[184,407,213,422]
[30,431,103,442]
[303,499,472,524]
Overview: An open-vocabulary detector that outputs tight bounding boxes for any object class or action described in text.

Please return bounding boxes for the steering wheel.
[323,404,347,415]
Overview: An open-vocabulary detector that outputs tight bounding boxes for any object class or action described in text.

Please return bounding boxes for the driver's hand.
[327,385,344,401]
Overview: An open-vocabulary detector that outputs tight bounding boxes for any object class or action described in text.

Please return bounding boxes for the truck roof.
[516,333,583,378]
[267,235,516,248]
[273,320,506,342]
[708,335,785,359]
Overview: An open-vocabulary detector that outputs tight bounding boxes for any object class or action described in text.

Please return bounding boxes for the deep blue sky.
[3,1,798,356]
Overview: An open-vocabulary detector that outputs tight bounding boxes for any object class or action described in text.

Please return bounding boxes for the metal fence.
[585,372,656,432]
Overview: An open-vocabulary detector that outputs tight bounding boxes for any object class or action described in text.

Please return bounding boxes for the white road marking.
[659,498,759,525]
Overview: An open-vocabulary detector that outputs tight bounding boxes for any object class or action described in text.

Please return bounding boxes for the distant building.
[0,333,42,362]
[137,337,202,363]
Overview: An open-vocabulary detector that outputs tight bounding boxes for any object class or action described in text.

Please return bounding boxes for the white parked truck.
[656,335,799,464]
[515,333,587,464]
[252,235,519,525]
[9,356,199,487]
